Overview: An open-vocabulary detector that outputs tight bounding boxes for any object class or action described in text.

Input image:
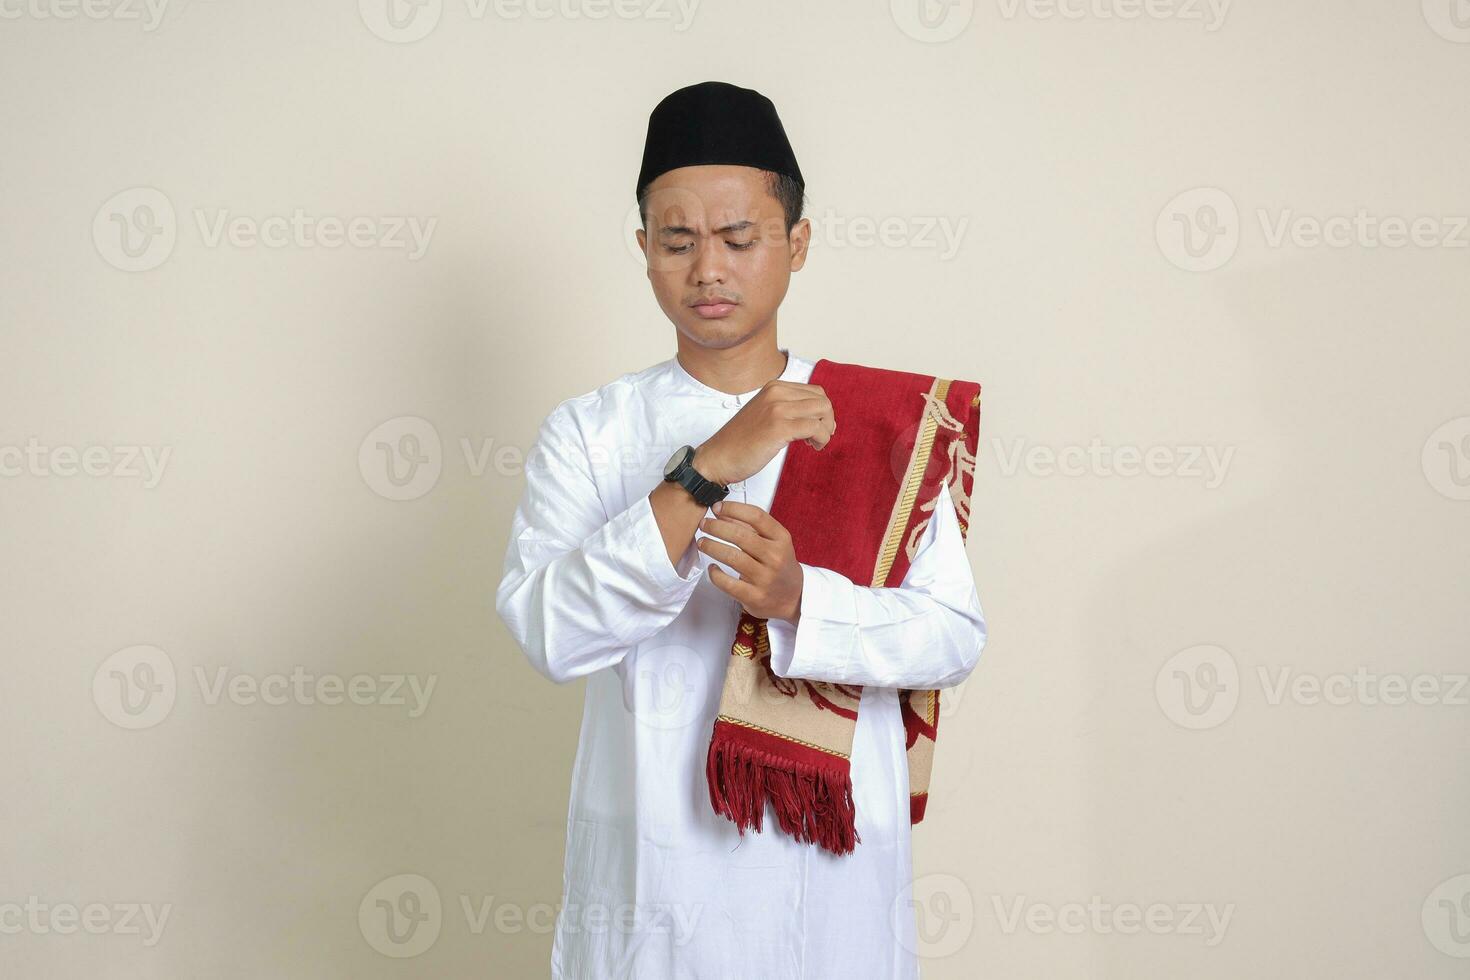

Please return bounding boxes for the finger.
[765,380,826,397]
[712,501,785,541]
[696,536,761,577]
[700,514,758,544]
[708,563,758,604]
[802,413,836,450]
[777,396,833,420]
[700,516,773,562]
[786,415,835,452]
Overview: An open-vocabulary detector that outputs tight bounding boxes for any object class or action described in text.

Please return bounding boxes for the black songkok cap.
[635,81,804,203]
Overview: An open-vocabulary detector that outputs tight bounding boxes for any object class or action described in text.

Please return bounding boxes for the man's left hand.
[696,500,803,624]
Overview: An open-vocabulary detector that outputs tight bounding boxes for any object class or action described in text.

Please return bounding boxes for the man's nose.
[692,240,728,285]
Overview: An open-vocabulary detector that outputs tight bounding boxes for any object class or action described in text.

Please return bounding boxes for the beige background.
[3,1,1468,977]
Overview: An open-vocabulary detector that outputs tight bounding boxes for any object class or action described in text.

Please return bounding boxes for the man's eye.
[728,241,755,250]
[663,244,693,254]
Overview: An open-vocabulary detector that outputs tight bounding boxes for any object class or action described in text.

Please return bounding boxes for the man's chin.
[678,316,752,348]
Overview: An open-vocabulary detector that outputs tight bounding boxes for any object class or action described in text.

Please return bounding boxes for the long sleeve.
[494,401,704,684]
[764,482,985,689]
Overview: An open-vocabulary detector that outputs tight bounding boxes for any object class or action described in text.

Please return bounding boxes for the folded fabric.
[705,357,982,856]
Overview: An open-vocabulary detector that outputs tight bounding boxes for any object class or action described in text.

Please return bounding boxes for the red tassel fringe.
[706,723,860,856]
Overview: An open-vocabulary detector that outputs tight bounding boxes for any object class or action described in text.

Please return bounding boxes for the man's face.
[635,164,809,350]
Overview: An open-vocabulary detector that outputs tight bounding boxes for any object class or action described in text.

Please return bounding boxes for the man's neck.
[675,334,789,395]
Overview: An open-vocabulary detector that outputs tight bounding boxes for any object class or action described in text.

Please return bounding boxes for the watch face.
[663,445,690,479]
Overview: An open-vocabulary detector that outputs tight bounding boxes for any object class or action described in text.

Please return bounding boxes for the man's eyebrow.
[658,220,756,236]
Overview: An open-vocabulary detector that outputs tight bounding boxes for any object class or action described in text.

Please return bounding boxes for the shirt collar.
[667,346,802,406]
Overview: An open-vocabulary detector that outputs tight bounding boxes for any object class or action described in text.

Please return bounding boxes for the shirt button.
[723,397,738,409]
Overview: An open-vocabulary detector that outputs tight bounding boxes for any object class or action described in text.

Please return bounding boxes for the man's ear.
[788,217,811,272]
[636,225,655,282]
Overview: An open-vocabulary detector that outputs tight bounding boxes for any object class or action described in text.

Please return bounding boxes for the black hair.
[762,171,806,235]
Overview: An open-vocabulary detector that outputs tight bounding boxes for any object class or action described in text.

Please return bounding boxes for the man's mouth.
[691,297,739,319]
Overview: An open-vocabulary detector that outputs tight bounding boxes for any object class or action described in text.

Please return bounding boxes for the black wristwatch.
[662,444,730,507]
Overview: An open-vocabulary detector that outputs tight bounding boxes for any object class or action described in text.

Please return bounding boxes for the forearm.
[766,564,985,689]
[764,485,985,689]
[496,490,704,683]
[649,478,712,573]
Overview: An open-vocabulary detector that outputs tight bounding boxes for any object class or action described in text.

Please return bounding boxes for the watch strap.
[670,448,729,506]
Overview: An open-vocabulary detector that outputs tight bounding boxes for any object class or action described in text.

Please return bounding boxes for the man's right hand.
[694,380,836,485]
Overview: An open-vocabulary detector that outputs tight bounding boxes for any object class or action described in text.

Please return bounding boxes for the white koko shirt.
[494,347,987,980]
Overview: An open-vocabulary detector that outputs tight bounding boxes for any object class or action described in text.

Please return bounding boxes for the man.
[494,81,986,979]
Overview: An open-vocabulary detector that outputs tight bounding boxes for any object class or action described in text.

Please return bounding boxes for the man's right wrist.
[691,444,731,486]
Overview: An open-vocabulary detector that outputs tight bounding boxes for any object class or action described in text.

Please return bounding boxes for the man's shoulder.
[539,357,670,434]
